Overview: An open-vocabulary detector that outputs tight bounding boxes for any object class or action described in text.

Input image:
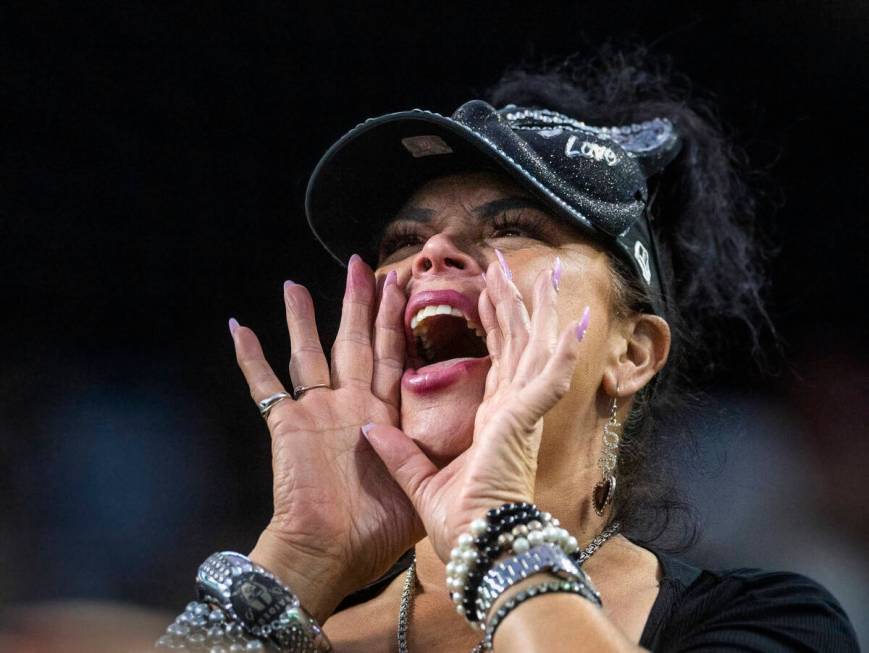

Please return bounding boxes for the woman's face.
[375,170,622,466]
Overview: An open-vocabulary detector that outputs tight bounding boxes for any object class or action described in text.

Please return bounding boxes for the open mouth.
[410,305,488,367]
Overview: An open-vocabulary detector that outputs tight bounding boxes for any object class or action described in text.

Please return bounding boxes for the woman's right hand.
[229,255,420,623]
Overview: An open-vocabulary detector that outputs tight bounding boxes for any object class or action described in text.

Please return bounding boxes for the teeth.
[409,303,488,362]
[411,304,471,330]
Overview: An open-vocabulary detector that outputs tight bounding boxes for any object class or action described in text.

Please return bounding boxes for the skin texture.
[235,170,671,650]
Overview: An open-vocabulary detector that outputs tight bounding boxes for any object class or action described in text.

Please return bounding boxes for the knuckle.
[291,344,325,357]
[375,316,404,332]
[552,376,572,396]
[336,330,371,347]
[375,355,405,372]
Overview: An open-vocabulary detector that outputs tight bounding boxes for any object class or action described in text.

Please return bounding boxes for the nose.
[411,232,481,277]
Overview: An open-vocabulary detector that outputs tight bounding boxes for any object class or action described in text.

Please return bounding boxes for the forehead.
[400,170,532,210]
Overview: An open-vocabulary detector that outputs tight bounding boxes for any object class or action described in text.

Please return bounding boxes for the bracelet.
[445,502,583,627]
[482,578,603,650]
[448,502,551,625]
[156,551,332,652]
[476,544,592,622]
[155,599,273,651]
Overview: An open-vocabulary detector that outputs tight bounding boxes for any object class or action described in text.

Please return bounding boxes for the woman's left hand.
[361,255,589,563]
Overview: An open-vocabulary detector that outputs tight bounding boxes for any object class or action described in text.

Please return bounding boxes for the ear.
[602,314,671,397]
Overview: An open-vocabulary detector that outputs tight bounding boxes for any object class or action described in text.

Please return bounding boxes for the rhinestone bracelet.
[482,578,602,650]
[155,600,272,651]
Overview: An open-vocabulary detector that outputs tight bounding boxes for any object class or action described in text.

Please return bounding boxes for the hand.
[361,255,589,563]
[230,255,422,621]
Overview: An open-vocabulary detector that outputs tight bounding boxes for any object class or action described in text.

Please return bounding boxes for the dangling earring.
[593,395,621,516]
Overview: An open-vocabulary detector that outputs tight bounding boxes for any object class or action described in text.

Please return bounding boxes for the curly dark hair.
[486,45,778,549]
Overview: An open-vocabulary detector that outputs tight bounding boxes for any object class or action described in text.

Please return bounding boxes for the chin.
[399,362,488,467]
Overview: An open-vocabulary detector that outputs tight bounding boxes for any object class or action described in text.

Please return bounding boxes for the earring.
[593,395,621,516]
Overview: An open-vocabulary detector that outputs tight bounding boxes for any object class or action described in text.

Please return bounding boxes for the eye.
[379,224,426,260]
[490,212,546,240]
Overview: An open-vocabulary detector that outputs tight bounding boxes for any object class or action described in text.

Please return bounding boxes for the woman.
[157,54,858,651]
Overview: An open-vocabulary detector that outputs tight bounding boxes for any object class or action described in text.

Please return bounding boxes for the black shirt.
[338,547,859,651]
[641,548,859,651]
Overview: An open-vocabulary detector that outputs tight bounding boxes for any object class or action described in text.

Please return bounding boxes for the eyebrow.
[394,196,546,224]
[472,196,546,219]
[393,206,436,222]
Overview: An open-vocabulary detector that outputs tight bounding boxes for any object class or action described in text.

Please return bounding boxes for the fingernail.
[346,254,364,292]
[361,422,375,437]
[481,272,487,284]
[494,249,512,280]
[552,256,562,293]
[385,270,398,287]
[228,317,239,335]
[575,306,590,341]
[283,280,295,292]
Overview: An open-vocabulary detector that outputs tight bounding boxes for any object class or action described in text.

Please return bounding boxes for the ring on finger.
[258,392,291,419]
[292,383,331,400]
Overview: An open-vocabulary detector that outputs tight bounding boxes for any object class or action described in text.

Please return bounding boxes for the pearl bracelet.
[445,502,583,627]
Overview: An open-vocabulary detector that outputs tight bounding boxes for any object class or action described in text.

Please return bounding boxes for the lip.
[402,356,491,394]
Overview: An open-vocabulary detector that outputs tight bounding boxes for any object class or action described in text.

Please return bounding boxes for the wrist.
[249,527,350,624]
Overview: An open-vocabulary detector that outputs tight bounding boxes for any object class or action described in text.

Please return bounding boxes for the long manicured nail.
[283,280,295,292]
[552,256,562,292]
[228,317,239,335]
[494,249,512,280]
[575,306,590,341]
[361,422,375,437]
[385,270,398,287]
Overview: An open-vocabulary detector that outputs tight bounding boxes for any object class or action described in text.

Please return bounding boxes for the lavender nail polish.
[575,306,590,341]
[349,253,362,266]
[283,280,295,292]
[494,249,512,280]
[552,256,562,292]
[361,422,375,437]
[385,270,398,287]
[228,317,240,335]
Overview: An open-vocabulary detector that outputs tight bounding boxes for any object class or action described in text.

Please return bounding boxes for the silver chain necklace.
[397,521,621,653]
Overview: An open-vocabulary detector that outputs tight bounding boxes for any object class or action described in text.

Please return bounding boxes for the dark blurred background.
[2,0,868,649]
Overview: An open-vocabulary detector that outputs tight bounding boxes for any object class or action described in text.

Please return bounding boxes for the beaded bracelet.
[447,502,547,623]
[482,578,602,650]
[446,502,583,627]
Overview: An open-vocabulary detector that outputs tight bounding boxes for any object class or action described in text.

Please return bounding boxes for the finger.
[478,287,502,363]
[515,265,559,380]
[520,308,590,416]
[478,287,502,400]
[230,318,288,403]
[361,423,437,515]
[283,281,330,391]
[488,257,531,381]
[371,270,406,409]
[331,254,376,388]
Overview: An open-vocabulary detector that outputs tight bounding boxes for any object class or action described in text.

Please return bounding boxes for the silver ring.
[258,392,291,419]
[292,383,331,400]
